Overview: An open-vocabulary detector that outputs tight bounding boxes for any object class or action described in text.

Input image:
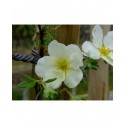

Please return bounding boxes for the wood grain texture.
[55,25,80,45]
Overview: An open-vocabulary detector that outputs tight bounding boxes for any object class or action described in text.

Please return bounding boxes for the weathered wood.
[55,25,80,45]
[88,25,111,100]
[55,25,80,100]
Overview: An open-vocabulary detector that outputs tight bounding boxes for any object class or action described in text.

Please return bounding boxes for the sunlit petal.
[69,53,83,69]
[64,68,83,88]
[103,31,113,50]
[66,44,83,60]
[101,55,113,66]
[44,69,65,89]
[82,41,100,59]
[92,25,103,48]
[48,40,65,58]
[35,56,57,78]
[109,51,113,59]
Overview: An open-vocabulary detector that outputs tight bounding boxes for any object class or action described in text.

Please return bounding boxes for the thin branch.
[38,25,45,45]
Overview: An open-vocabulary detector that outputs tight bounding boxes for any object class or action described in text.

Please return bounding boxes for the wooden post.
[55,25,80,99]
[88,25,111,100]
[55,25,80,45]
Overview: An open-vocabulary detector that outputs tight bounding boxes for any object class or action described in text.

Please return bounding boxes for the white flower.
[35,40,83,89]
[82,25,113,66]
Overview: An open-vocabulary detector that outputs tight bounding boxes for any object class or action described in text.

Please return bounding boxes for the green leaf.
[17,81,36,88]
[43,88,58,100]
[45,78,57,83]
[24,75,36,82]
[17,75,37,88]
[82,57,99,70]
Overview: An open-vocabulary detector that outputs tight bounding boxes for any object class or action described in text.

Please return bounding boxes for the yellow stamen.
[99,46,110,57]
[56,59,70,72]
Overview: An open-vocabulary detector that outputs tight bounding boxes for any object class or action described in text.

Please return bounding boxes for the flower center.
[99,46,110,56]
[56,59,70,71]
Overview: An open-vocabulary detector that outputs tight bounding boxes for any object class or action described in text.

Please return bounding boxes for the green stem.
[59,88,73,99]
[35,87,43,100]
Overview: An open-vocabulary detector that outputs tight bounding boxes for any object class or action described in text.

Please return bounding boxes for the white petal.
[35,56,49,78]
[103,31,113,50]
[48,40,65,58]
[64,68,83,88]
[92,25,103,48]
[35,56,56,78]
[109,51,113,59]
[68,53,84,69]
[82,41,100,59]
[101,55,113,66]
[44,69,65,89]
[65,44,83,60]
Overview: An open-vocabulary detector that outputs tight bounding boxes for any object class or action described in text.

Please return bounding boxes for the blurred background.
[12,25,113,100]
